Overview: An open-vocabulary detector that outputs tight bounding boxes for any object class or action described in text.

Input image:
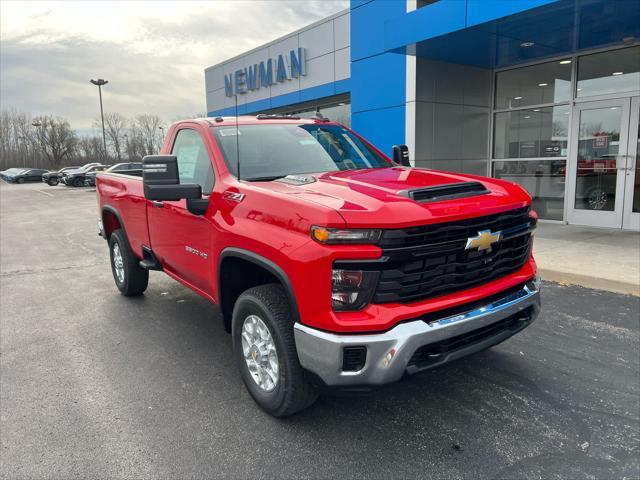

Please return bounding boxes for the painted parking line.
[36,189,54,197]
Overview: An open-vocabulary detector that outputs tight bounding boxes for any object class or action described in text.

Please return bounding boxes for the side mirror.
[142,155,201,201]
[392,145,411,167]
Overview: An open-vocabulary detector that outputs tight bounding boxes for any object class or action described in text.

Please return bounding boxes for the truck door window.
[171,129,215,194]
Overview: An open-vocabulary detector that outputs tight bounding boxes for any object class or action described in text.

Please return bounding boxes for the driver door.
[147,126,215,295]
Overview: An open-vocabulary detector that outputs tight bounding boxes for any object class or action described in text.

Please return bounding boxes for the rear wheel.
[17,178,24,184]
[109,229,148,296]
[48,178,59,186]
[232,284,318,417]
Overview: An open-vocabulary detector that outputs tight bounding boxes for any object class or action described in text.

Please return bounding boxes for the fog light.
[331,269,378,311]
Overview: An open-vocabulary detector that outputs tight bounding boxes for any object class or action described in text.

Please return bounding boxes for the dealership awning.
[384,0,640,68]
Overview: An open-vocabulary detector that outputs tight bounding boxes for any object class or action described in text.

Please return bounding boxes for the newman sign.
[224,48,307,97]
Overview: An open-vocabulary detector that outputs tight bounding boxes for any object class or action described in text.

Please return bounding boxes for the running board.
[139,246,162,271]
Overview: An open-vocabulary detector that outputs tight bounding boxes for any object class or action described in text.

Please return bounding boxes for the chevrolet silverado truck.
[96,115,541,417]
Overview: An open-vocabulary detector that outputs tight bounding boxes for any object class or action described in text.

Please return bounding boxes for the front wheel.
[109,229,149,296]
[17,178,24,184]
[232,284,318,417]
[48,179,59,186]
[73,177,84,187]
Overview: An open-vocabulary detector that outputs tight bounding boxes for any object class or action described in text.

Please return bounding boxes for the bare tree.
[96,112,128,162]
[132,114,164,156]
[75,136,106,164]
[0,109,48,169]
[32,116,78,169]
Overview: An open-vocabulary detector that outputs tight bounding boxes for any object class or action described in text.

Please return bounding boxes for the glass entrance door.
[622,97,640,230]
[567,98,633,228]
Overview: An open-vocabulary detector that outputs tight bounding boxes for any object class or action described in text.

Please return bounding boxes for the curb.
[540,268,640,297]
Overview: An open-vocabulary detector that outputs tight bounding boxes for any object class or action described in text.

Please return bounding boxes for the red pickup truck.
[96,115,541,416]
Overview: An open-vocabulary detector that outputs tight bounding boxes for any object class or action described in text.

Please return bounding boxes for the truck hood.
[260,167,531,228]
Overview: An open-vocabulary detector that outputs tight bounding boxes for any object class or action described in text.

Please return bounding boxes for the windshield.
[212,124,391,180]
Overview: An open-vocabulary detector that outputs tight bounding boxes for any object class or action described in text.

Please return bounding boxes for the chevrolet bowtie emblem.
[465,230,502,252]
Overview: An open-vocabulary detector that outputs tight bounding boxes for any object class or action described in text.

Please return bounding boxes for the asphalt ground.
[1,181,639,480]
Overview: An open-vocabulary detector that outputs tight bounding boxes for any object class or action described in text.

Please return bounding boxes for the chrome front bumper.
[294,279,541,387]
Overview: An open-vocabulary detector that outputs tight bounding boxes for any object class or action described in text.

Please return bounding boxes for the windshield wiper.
[243,175,288,182]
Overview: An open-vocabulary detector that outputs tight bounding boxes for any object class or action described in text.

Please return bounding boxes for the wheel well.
[102,209,122,240]
[218,256,282,333]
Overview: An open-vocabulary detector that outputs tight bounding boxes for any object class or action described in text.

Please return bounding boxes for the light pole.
[158,126,165,151]
[90,78,108,159]
[32,121,43,169]
[124,133,129,161]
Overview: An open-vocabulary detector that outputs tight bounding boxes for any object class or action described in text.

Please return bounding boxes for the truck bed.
[96,172,150,257]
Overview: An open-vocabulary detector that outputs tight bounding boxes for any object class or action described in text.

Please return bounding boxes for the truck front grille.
[371,207,534,304]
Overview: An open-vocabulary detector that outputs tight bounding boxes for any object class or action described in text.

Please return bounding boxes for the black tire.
[48,179,59,186]
[17,178,24,184]
[108,229,149,296]
[73,177,84,187]
[232,284,318,417]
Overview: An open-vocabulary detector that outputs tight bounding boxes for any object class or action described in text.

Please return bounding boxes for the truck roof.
[181,115,338,128]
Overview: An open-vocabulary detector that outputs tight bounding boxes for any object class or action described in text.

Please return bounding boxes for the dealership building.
[205,0,640,230]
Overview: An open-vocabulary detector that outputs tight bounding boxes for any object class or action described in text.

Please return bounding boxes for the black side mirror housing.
[392,145,411,167]
[142,155,202,201]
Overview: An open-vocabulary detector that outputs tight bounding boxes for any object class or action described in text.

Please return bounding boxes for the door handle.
[152,200,164,208]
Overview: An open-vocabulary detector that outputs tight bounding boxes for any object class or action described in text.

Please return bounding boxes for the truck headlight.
[331,269,378,311]
[311,226,381,245]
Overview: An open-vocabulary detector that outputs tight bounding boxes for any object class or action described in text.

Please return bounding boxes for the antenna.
[234,93,240,181]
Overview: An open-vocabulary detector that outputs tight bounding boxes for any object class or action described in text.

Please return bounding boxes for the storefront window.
[577,46,640,98]
[494,60,572,109]
[319,103,351,127]
[493,160,566,220]
[493,105,569,159]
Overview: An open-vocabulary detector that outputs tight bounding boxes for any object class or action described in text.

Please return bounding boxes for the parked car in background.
[42,166,80,186]
[85,162,142,186]
[0,168,27,181]
[1,168,48,183]
[61,164,107,187]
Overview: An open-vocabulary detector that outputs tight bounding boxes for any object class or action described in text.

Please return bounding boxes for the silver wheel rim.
[588,189,607,210]
[112,243,125,284]
[241,315,279,392]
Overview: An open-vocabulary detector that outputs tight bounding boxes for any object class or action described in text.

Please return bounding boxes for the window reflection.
[495,60,572,109]
[493,105,569,159]
[493,160,566,220]
[577,46,640,98]
[573,106,623,211]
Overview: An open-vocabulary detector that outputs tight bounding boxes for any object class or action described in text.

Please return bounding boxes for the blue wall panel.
[350,0,407,154]
[351,0,407,61]
[352,105,405,154]
[466,0,558,27]
[350,54,405,113]
[385,0,467,53]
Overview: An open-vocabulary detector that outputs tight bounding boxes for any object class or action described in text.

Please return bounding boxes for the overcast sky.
[0,0,348,130]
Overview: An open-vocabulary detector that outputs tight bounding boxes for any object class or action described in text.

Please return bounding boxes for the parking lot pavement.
[1,181,639,480]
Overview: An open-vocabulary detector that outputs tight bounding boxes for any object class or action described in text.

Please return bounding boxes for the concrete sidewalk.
[534,222,640,296]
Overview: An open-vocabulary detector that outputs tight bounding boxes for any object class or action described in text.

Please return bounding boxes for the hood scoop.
[401,182,489,203]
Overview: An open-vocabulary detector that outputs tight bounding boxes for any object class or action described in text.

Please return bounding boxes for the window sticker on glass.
[299,139,316,145]
[177,145,200,178]
[219,129,240,137]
